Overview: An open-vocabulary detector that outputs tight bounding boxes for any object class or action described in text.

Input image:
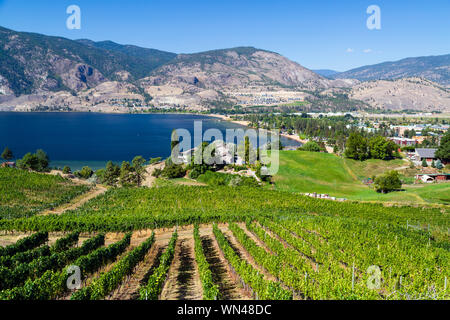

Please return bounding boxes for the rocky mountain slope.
[0,26,175,96]
[350,78,450,112]
[333,54,450,87]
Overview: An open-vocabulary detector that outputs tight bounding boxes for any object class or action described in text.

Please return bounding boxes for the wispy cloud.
[346,48,354,53]
[363,49,373,53]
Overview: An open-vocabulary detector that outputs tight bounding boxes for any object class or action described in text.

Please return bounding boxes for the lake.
[0,112,300,170]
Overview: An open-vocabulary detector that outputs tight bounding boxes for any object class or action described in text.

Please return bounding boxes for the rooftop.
[415,148,437,158]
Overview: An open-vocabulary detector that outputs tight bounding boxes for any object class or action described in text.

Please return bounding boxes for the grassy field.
[272,151,450,205]
[0,168,90,219]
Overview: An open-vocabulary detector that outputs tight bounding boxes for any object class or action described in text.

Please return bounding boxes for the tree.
[103,161,120,186]
[120,161,134,187]
[132,156,147,187]
[17,153,39,171]
[422,158,428,167]
[435,159,443,170]
[374,170,402,193]
[368,136,396,160]
[1,147,13,161]
[78,166,93,179]
[62,166,71,174]
[431,160,436,168]
[435,129,450,162]
[35,149,50,172]
[95,169,105,182]
[345,133,368,161]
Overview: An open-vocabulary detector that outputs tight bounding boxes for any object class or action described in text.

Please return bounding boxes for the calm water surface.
[0,112,300,170]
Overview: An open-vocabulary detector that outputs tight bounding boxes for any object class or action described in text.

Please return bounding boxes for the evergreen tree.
[103,161,120,186]
[120,161,134,187]
[132,156,147,187]
[1,147,14,161]
[422,158,428,167]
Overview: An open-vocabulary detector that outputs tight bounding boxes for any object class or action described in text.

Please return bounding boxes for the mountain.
[313,69,340,78]
[0,26,175,96]
[349,78,450,112]
[76,39,176,71]
[0,26,448,113]
[143,47,336,90]
[332,54,450,86]
[138,47,360,110]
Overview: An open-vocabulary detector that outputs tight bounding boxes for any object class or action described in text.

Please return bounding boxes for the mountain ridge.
[0,26,448,112]
[332,54,450,86]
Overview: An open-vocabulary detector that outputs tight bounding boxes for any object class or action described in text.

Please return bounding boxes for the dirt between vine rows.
[201,232,252,300]
[160,236,203,300]
[1,225,301,300]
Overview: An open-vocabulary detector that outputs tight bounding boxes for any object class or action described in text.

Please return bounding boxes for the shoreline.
[207,114,307,144]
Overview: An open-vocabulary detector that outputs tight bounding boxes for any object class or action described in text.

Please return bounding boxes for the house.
[415,174,450,183]
[414,148,437,166]
[389,137,417,147]
[1,162,16,168]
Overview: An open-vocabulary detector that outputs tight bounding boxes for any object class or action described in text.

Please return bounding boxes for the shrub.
[298,141,321,152]
[374,170,402,193]
[77,166,94,179]
[161,164,186,179]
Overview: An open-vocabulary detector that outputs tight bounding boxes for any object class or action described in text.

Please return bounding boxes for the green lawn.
[272,151,449,205]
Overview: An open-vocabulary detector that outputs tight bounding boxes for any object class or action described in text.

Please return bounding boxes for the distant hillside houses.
[391,124,449,137]
[389,137,417,146]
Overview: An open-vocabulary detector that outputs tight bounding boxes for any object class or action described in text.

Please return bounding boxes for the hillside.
[313,69,340,78]
[139,47,355,109]
[0,26,177,97]
[333,54,450,86]
[273,150,450,204]
[349,78,450,112]
[76,39,177,73]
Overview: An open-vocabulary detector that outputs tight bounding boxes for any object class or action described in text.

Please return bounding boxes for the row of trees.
[94,156,147,187]
[345,133,399,161]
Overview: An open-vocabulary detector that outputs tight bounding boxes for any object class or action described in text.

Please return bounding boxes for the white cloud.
[363,49,373,53]
[346,48,354,53]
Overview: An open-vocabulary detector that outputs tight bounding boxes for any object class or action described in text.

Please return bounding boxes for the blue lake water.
[0,112,300,170]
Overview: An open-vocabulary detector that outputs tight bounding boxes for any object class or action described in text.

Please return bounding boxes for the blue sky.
[0,0,448,71]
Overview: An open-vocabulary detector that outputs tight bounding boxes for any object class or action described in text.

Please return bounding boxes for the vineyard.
[0,168,90,219]
[0,176,448,300]
[0,217,448,300]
